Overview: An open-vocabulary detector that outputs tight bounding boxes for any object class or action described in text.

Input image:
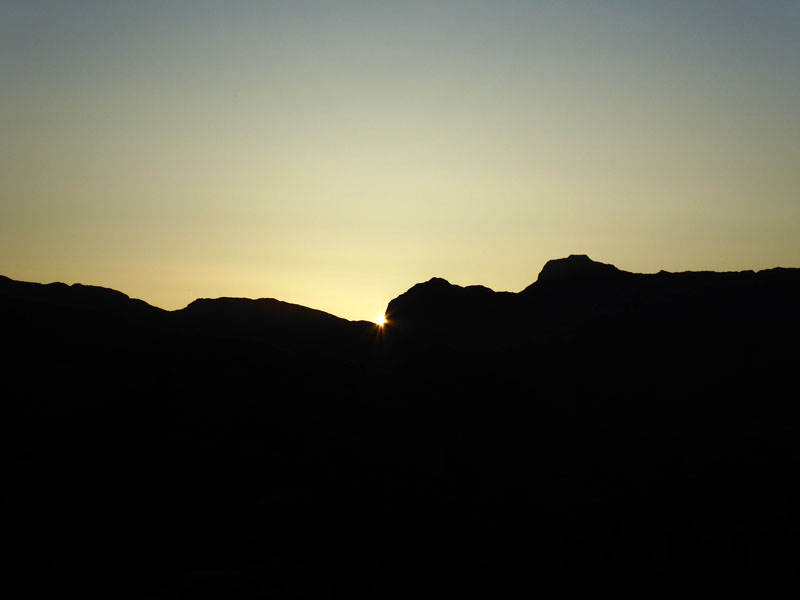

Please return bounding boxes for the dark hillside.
[3,257,800,598]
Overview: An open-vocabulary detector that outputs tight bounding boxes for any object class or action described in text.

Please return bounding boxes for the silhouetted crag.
[532,253,623,284]
[3,256,800,598]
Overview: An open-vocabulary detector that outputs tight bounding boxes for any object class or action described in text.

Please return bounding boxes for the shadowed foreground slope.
[3,256,800,598]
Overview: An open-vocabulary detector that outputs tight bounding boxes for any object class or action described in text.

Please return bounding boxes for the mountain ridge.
[4,254,800,597]
[3,254,798,324]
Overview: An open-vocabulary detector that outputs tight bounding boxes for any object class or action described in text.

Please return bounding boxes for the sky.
[2,1,799,321]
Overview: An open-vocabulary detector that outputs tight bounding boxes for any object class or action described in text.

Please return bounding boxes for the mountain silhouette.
[3,256,800,598]
[531,253,623,284]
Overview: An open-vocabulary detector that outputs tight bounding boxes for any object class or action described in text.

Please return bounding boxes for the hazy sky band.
[2,1,798,320]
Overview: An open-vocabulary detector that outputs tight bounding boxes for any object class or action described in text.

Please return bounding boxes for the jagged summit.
[535,254,622,284]
[385,276,504,323]
[384,255,629,323]
[423,276,452,286]
[401,277,496,295]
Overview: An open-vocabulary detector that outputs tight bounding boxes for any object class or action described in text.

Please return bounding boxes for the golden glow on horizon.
[376,315,387,327]
[1,3,799,321]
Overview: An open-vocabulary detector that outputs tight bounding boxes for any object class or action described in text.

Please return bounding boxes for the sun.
[375,315,387,327]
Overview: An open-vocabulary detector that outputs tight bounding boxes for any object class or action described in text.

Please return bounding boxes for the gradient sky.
[2,1,799,321]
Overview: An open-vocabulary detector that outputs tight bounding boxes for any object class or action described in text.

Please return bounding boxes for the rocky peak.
[535,254,622,284]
